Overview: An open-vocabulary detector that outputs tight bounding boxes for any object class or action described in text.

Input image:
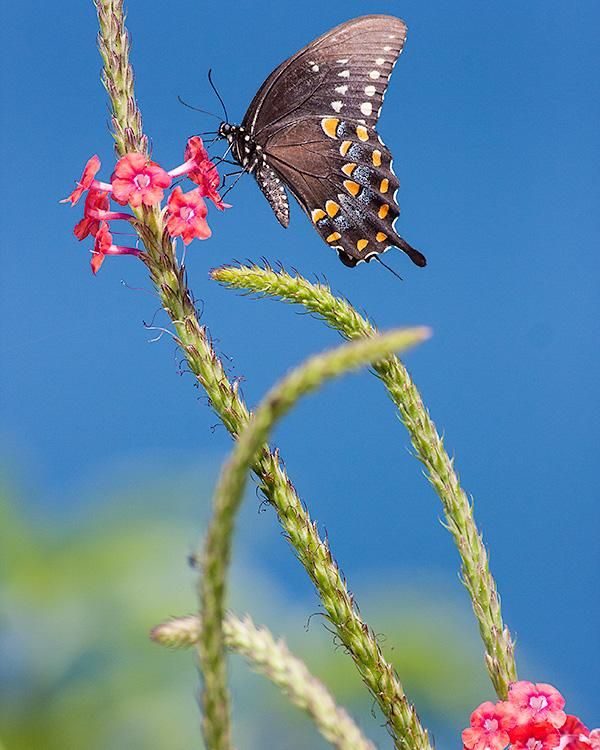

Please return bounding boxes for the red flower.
[166,187,211,245]
[91,221,142,274]
[508,682,567,729]
[557,716,591,750]
[509,722,561,750]
[193,159,229,210]
[111,153,172,208]
[462,701,518,750]
[61,155,101,205]
[168,137,229,210]
[73,189,110,240]
[184,136,210,170]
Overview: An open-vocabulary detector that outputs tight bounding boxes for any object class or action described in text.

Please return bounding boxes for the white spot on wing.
[360,102,373,116]
[369,70,380,80]
[384,45,392,52]
[335,84,348,95]
[338,69,350,78]
[375,57,385,66]
[311,64,319,72]
[331,100,343,113]
[364,85,376,96]
[336,58,349,64]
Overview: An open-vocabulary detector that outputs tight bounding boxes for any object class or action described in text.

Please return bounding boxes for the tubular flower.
[169,136,229,210]
[168,136,209,179]
[463,701,518,750]
[61,155,102,205]
[74,189,110,240]
[192,159,229,210]
[509,723,561,750]
[111,153,172,208]
[166,187,211,245]
[91,221,142,274]
[508,682,567,729]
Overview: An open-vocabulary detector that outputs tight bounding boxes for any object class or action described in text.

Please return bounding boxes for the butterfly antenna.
[373,255,403,281]
[176,95,221,121]
[208,68,229,123]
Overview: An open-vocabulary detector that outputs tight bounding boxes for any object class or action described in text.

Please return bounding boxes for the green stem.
[152,613,377,750]
[211,262,518,698]
[94,4,434,748]
[200,330,430,750]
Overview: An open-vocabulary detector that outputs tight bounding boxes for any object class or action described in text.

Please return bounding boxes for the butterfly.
[218,15,426,269]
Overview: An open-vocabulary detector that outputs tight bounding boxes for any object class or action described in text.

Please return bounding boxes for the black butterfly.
[218,15,426,269]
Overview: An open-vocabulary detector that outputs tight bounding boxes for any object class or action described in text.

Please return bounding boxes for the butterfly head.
[218,122,236,142]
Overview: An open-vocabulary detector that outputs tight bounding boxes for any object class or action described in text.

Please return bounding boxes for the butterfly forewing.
[243,15,407,136]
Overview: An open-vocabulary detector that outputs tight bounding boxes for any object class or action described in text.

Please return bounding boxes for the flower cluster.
[62,138,228,273]
[463,682,598,750]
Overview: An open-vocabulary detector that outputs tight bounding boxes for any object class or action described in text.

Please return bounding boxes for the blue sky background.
[1,0,599,729]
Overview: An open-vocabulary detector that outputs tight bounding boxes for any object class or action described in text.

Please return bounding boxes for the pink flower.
[111,153,172,208]
[557,716,591,750]
[509,722,561,750]
[91,221,142,274]
[168,136,210,179]
[166,187,211,245]
[61,155,101,205]
[168,137,229,210]
[589,730,600,750]
[74,189,110,240]
[508,682,567,729]
[193,159,229,210]
[462,701,517,750]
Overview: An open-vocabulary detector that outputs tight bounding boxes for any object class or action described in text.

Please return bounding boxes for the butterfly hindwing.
[265,118,425,266]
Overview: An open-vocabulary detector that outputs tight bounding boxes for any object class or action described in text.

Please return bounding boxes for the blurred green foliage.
[0,464,491,749]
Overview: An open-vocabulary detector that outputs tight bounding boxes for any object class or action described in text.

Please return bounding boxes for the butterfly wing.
[265,117,425,267]
[243,15,407,136]
[238,14,425,267]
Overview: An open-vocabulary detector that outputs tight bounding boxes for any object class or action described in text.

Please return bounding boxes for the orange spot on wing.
[341,163,356,176]
[321,117,340,139]
[357,239,369,251]
[326,231,341,243]
[340,140,352,156]
[376,232,387,242]
[311,208,326,223]
[380,178,389,193]
[378,204,389,219]
[372,149,382,167]
[325,200,340,217]
[343,180,360,196]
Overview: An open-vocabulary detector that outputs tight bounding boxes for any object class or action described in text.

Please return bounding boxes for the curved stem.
[211,262,518,698]
[199,329,430,750]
